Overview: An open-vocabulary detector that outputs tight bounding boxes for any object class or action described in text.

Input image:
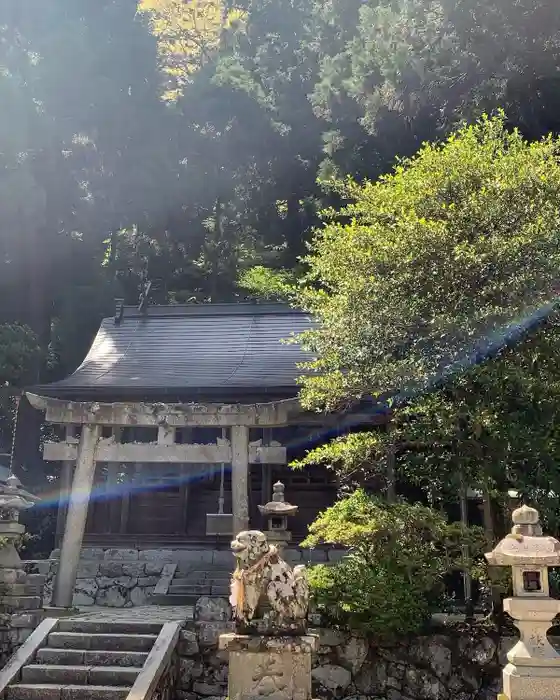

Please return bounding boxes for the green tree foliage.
[0,0,174,367]
[304,489,486,637]
[294,115,560,411]
[0,324,40,451]
[309,0,560,178]
[0,325,40,387]
[293,117,560,561]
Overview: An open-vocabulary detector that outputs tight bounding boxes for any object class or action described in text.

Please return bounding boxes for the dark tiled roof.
[34,303,314,401]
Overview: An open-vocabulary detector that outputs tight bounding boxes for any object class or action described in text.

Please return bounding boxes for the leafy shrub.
[303,489,486,639]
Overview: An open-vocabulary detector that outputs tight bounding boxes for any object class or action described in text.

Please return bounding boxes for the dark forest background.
[2,0,560,496]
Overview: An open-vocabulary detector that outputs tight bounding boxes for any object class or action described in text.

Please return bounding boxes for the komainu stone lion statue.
[229,530,309,634]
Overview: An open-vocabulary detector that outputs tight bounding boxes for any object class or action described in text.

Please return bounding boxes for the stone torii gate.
[27,392,295,610]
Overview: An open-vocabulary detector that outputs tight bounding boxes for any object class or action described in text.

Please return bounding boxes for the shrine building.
[26,302,376,608]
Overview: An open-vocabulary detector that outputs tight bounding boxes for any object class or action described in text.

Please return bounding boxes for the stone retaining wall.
[0,613,42,668]
[177,599,516,700]
[24,546,344,608]
[0,566,45,667]
[26,555,167,608]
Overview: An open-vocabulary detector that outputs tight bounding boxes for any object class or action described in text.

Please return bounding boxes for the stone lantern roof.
[485,504,560,567]
[0,474,39,513]
[258,482,298,517]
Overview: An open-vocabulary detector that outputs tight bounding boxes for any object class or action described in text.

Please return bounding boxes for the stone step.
[47,632,157,652]
[151,593,200,606]
[172,576,230,586]
[35,648,149,668]
[85,651,149,669]
[35,649,86,666]
[170,577,206,586]
[168,584,212,595]
[177,568,231,575]
[7,684,130,699]
[58,619,163,636]
[151,592,228,606]
[211,585,230,596]
[176,565,232,576]
[22,664,140,686]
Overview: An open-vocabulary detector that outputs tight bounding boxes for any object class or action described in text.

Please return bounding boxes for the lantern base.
[504,662,560,700]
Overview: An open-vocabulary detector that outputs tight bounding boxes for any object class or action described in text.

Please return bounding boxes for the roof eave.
[26,383,302,403]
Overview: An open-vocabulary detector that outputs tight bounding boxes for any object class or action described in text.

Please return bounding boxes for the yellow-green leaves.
[138,0,246,100]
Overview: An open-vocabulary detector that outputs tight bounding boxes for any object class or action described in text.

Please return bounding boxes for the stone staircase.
[152,565,231,605]
[6,619,163,699]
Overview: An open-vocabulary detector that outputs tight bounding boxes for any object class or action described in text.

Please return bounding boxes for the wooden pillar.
[158,425,176,445]
[181,428,192,534]
[52,424,100,609]
[106,462,119,533]
[261,428,273,518]
[119,463,135,534]
[56,461,73,540]
[179,464,189,534]
[103,426,121,534]
[231,425,249,535]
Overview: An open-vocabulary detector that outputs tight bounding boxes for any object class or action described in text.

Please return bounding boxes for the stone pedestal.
[501,597,560,700]
[219,633,318,700]
[0,521,26,570]
[264,529,291,556]
[502,663,560,700]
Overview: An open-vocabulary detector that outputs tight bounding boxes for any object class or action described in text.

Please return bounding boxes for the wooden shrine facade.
[30,397,337,546]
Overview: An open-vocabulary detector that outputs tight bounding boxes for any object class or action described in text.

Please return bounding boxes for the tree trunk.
[386,421,396,503]
[459,482,474,620]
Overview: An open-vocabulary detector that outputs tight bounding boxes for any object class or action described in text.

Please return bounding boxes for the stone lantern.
[485,504,560,700]
[258,481,298,554]
[0,474,39,571]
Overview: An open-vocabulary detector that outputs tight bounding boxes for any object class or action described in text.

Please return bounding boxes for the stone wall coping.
[153,563,178,596]
[0,617,59,695]
[218,632,319,654]
[127,621,182,700]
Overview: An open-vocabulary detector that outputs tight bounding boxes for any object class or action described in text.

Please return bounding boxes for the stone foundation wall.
[177,600,516,700]
[27,547,242,608]
[0,613,42,668]
[27,553,171,608]
[0,565,45,667]
[25,546,345,608]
